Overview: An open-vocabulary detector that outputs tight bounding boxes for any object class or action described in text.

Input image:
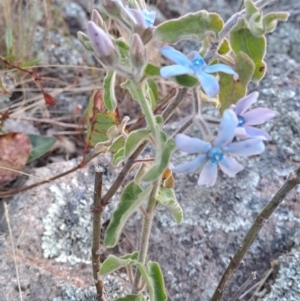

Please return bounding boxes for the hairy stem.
[209,166,300,301]
[132,180,161,293]
[92,166,106,301]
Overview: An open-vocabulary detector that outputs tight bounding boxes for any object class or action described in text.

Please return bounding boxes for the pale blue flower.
[232,92,276,140]
[171,109,265,186]
[160,46,239,98]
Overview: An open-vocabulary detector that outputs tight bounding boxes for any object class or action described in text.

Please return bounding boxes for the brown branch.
[209,166,300,301]
[92,166,106,301]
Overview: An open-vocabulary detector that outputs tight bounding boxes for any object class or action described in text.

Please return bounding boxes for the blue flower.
[160,46,239,98]
[171,109,265,186]
[231,92,276,140]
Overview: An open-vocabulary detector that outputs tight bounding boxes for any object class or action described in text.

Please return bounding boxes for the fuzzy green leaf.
[147,79,158,110]
[175,74,198,87]
[230,24,266,82]
[114,295,146,301]
[218,39,231,55]
[155,11,223,43]
[104,70,117,111]
[157,187,183,224]
[134,262,167,301]
[108,136,125,153]
[100,252,139,275]
[142,138,176,182]
[219,52,254,113]
[104,182,152,247]
[263,12,289,34]
[144,63,161,77]
[112,148,125,166]
[5,24,13,53]
[27,135,56,163]
[124,129,151,158]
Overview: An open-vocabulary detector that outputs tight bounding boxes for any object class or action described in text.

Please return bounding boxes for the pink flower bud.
[130,33,147,72]
[87,21,118,66]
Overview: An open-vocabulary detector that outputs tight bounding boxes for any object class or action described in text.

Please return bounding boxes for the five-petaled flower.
[171,109,265,186]
[231,91,276,140]
[160,46,239,98]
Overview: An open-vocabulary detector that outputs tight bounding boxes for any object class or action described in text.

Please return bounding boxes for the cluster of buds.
[78,0,155,78]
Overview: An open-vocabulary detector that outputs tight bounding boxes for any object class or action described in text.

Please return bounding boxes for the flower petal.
[197,161,218,186]
[204,64,239,80]
[223,138,265,156]
[235,127,248,139]
[160,46,191,67]
[218,155,244,177]
[171,155,206,174]
[244,126,270,140]
[142,9,156,27]
[160,65,193,78]
[213,109,238,147]
[243,108,276,125]
[175,134,211,153]
[196,71,219,98]
[234,91,259,115]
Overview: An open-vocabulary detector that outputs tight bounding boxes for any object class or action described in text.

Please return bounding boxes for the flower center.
[191,58,205,72]
[237,115,245,127]
[208,147,224,163]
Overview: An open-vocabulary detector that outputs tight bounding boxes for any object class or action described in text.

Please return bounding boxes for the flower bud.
[87,21,119,66]
[130,33,147,73]
[91,9,107,32]
[77,31,94,51]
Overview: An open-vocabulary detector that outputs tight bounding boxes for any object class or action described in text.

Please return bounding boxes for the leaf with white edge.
[144,63,161,77]
[108,136,125,153]
[112,148,125,166]
[157,187,183,224]
[155,11,223,43]
[142,138,176,182]
[104,69,117,111]
[104,182,152,247]
[219,52,254,113]
[28,135,56,163]
[115,38,130,65]
[218,39,231,55]
[134,262,167,301]
[121,80,139,101]
[114,295,146,301]
[155,115,163,125]
[124,129,151,158]
[263,12,289,34]
[147,79,158,110]
[230,23,266,82]
[100,252,139,275]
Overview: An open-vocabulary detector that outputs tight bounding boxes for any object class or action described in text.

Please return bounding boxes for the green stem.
[132,180,161,293]
[209,166,300,301]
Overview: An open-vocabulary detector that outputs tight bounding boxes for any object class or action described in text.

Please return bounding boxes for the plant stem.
[92,166,106,301]
[132,180,161,293]
[209,166,300,301]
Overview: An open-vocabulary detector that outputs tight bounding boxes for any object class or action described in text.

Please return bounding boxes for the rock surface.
[1,1,300,301]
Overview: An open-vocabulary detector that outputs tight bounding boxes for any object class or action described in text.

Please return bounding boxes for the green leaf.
[155,11,223,43]
[219,52,255,113]
[114,295,145,301]
[175,74,198,87]
[157,187,183,224]
[20,58,40,68]
[263,12,289,34]
[100,252,139,275]
[103,70,117,111]
[144,63,161,77]
[5,24,13,53]
[147,79,158,110]
[104,182,152,247]
[86,90,118,147]
[108,136,125,153]
[134,262,167,301]
[112,148,125,166]
[27,135,56,163]
[147,261,167,301]
[218,39,231,55]
[142,138,176,182]
[124,129,151,158]
[115,38,130,65]
[230,24,266,82]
